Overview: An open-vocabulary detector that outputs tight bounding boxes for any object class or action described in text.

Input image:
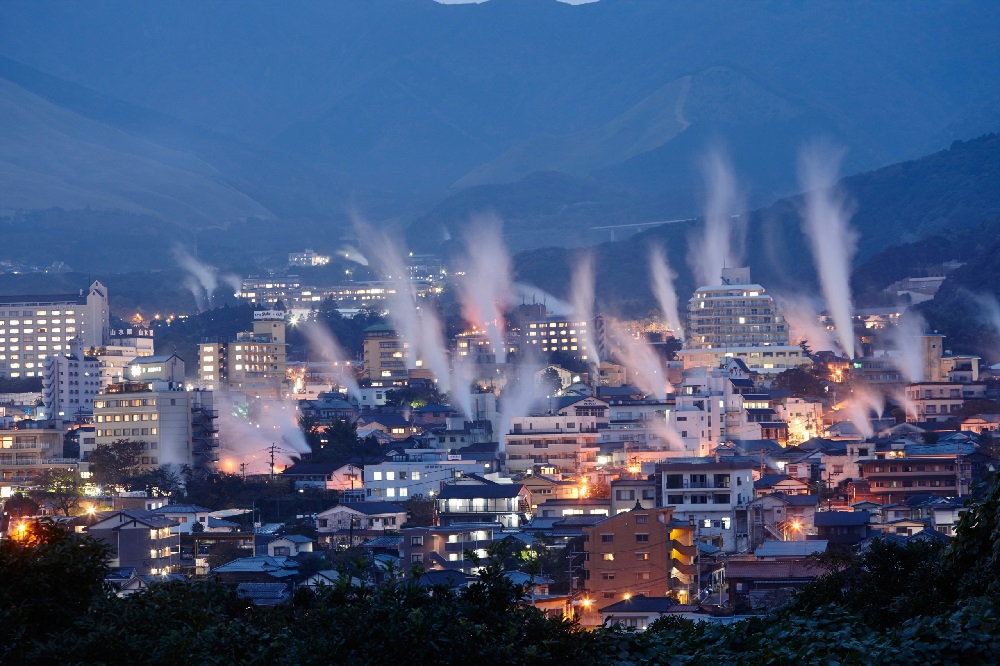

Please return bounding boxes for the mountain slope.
[512,132,1000,314]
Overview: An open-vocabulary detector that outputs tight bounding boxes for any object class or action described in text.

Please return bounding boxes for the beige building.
[362,324,410,385]
[0,422,74,484]
[200,311,288,396]
[505,413,601,476]
[678,268,811,373]
[94,355,218,473]
[0,281,109,380]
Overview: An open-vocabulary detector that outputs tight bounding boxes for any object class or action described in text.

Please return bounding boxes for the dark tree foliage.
[88,438,145,487]
[10,475,1000,664]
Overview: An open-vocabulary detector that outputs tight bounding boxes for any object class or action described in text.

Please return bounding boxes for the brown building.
[860,455,972,503]
[582,504,696,608]
[398,523,500,574]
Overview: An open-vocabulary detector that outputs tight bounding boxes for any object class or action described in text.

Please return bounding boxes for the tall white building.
[0,281,109,379]
[677,268,810,373]
[93,355,218,474]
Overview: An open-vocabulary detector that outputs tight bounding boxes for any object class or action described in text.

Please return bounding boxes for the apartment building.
[85,509,180,575]
[655,457,755,553]
[400,524,500,573]
[94,355,218,473]
[582,505,697,606]
[505,413,600,475]
[0,421,73,484]
[0,281,109,379]
[199,311,288,396]
[362,324,410,385]
[860,455,972,503]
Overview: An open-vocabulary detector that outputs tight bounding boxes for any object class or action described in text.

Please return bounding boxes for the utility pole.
[239,462,248,479]
[269,443,277,480]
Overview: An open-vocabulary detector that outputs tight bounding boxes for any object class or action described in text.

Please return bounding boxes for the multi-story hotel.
[199,311,288,396]
[522,314,600,362]
[362,324,411,385]
[94,355,218,473]
[677,268,810,373]
[0,281,109,379]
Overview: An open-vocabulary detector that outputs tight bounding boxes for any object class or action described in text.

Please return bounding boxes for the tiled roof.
[725,560,822,579]
[815,510,870,527]
[755,540,828,558]
[336,502,407,515]
[599,595,676,614]
[236,582,290,605]
[153,504,211,514]
[438,484,525,500]
[212,556,299,574]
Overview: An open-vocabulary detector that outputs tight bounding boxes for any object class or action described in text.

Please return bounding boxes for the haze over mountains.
[1,0,999,269]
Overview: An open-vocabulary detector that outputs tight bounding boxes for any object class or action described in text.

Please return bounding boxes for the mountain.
[2,0,998,197]
[512,132,1000,315]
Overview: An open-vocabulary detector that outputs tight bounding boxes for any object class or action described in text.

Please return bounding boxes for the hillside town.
[4,257,997,628]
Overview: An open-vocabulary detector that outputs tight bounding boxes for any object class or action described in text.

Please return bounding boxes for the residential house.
[436,481,531,528]
[726,560,822,611]
[753,475,810,498]
[598,596,695,631]
[211,555,299,583]
[521,474,581,512]
[859,455,972,503]
[316,502,407,549]
[399,523,501,573]
[812,511,872,551]
[265,534,315,557]
[236,582,291,606]
[533,497,611,519]
[85,510,180,575]
[609,477,658,514]
[152,504,212,534]
[748,493,819,545]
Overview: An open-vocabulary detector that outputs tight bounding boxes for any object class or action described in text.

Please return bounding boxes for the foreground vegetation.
[6,473,1000,664]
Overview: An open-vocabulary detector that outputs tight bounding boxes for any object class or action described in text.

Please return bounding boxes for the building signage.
[254,310,287,321]
[110,327,154,338]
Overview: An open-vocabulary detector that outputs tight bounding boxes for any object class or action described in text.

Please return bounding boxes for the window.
[636,572,651,581]
[411,536,424,546]
[667,495,684,505]
[636,552,649,561]
[635,533,649,543]
[600,534,614,544]
[602,553,614,561]
[411,553,423,564]
[601,572,615,580]
[635,515,648,524]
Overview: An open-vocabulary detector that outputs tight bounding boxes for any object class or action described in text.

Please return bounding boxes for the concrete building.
[677,268,810,373]
[522,315,598,362]
[655,457,755,553]
[288,249,330,267]
[399,523,501,573]
[85,509,180,575]
[859,455,972,503]
[362,324,410,385]
[362,452,488,501]
[0,421,75,484]
[199,310,288,396]
[505,413,601,476]
[94,355,218,473]
[0,281,109,379]
[582,505,697,606]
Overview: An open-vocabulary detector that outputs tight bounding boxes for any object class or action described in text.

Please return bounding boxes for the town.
[3,235,997,633]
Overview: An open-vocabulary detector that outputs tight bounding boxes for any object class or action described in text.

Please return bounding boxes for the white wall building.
[363,453,488,501]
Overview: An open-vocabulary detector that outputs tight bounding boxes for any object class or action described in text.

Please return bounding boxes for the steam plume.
[569,252,600,365]
[886,313,926,383]
[300,319,361,401]
[609,321,669,399]
[798,142,857,358]
[174,246,219,311]
[691,148,742,287]
[458,216,514,363]
[775,293,836,353]
[649,245,684,339]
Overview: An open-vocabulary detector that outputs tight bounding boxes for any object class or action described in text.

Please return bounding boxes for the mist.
[649,244,684,340]
[887,313,927,383]
[569,252,600,365]
[457,216,514,363]
[775,293,836,353]
[691,148,742,287]
[797,141,858,359]
[299,319,362,401]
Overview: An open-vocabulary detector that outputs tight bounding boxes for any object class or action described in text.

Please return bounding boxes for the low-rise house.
[533,497,610,519]
[211,555,299,583]
[598,596,700,630]
[813,510,871,550]
[521,474,581,511]
[749,493,818,544]
[265,534,315,557]
[85,510,180,575]
[316,502,407,549]
[400,523,501,573]
[236,582,291,606]
[280,461,364,491]
[117,573,186,597]
[437,481,530,527]
[726,560,822,611]
[753,540,828,559]
[609,477,658,514]
[754,475,810,497]
[152,504,212,534]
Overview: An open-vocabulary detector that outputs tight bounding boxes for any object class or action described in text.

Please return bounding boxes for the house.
[436,481,530,528]
[598,596,702,630]
[754,475,810,498]
[356,413,421,441]
[872,518,927,537]
[609,477,658,514]
[521,474,581,511]
[748,493,819,544]
[411,404,456,428]
[302,569,362,589]
[211,555,299,583]
[813,510,872,550]
[265,534,315,557]
[726,560,822,611]
[280,461,364,491]
[152,504,212,534]
[582,505,697,610]
[316,502,408,549]
[85,510,180,575]
[117,573,186,597]
[533,497,611,519]
[236,582,291,606]
[753,540,828,559]
[399,523,502,574]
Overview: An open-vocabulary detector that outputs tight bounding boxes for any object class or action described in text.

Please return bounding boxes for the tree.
[88,439,145,487]
[30,469,83,516]
[2,492,40,520]
[402,496,436,527]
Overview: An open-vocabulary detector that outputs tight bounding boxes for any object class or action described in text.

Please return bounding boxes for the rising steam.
[691,148,742,287]
[458,216,514,363]
[569,252,600,365]
[173,246,240,312]
[299,319,362,401]
[649,245,684,339]
[886,313,927,383]
[798,142,857,359]
[775,293,836,353]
